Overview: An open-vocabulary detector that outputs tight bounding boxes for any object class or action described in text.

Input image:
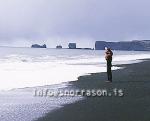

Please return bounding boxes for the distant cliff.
[95,40,150,51]
[31,44,47,48]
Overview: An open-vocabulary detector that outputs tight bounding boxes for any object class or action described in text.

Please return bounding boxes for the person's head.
[107,48,111,51]
[105,47,111,51]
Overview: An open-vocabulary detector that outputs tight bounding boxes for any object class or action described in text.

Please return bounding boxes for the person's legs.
[107,60,112,82]
[109,67,112,81]
[107,62,109,81]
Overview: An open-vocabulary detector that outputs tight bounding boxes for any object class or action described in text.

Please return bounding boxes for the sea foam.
[0,48,149,90]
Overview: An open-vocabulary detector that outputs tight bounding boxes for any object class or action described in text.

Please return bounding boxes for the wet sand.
[36,59,150,121]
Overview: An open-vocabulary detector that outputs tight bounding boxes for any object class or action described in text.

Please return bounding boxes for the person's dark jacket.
[105,49,113,61]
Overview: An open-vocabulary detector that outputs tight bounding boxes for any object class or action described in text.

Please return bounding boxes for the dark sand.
[36,60,150,121]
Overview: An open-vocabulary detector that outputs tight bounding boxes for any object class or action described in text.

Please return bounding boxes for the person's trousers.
[107,60,112,81]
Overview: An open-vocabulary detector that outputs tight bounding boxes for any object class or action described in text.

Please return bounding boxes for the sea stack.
[31,44,47,48]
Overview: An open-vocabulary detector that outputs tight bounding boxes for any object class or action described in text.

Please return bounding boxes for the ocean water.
[0,47,150,121]
[0,47,150,90]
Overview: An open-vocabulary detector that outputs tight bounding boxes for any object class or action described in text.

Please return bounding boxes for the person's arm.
[111,51,113,56]
[105,51,109,60]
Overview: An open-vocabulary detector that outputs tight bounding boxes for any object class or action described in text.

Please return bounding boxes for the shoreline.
[36,59,150,121]
[1,58,143,92]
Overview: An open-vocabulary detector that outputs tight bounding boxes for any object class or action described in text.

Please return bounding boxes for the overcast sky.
[0,0,150,47]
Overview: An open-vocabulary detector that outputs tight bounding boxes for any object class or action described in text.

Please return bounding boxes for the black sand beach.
[36,60,150,121]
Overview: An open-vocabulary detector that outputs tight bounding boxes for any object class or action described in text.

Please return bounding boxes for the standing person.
[105,47,113,82]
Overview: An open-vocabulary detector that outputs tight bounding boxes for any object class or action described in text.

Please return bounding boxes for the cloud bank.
[0,0,150,47]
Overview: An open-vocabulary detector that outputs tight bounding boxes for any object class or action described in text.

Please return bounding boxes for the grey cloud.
[0,0,150,47]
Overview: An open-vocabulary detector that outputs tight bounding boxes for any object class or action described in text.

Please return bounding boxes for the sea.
[0,47,150,121]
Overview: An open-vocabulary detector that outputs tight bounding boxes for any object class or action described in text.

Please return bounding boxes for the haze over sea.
[0,46,150,90]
